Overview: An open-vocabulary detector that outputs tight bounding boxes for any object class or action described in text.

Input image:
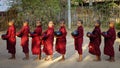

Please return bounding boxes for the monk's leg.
[109,56,115,62]
[34,54,41,61]
[8,44,16,60]
[94,55,101,61]
[62,54,65,60]
[49,55,53,61]
[23,53,29,60]
[9,54,16,59]
[77,54,82,62]
[22,45,29,60]
[45,55,53,61]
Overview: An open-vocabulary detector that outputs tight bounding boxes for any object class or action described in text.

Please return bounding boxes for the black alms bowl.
[86,32,92,37]
[1,34,6,40]
[117,32,120,38]
[103,32,107,35]
[54,31,62,37]
[71,30,79,37]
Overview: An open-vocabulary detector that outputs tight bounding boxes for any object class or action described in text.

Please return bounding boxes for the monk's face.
[95,22,99,27]
[77,21,82,26]
[109,22,114,28]
[8,22,14,26]
[36,21,41,26]
[23,22,28,26]
[60,21,65,27]
[48,21,54,27]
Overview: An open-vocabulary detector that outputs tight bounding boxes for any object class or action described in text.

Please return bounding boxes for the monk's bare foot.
[8,57,15,60]
[34,57,41,61]
[106,58,110,61]
[23,57,29,60]
[93,59,101,61]
[77,59,82,62]
[45,58,52,61]
[109,59,115,62]
[58,58,65,62]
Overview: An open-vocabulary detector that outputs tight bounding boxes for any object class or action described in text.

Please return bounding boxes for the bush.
[116,22,120,30]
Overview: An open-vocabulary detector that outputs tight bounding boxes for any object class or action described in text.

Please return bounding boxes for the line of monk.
[1,19,117,62]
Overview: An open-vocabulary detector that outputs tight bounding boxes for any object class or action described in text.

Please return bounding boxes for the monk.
[1,20,16,59]
[102,21,116,62]
[42,21,54,61]
[16,21,30,60]
[87,20,101,61]
[55,19,67,61]
[73,20,84,62]
[30,20,42,60]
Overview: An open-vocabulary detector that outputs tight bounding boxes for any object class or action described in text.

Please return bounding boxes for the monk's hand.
[28,34,31,37]
[55,36,58,38]
[87,34,90,37]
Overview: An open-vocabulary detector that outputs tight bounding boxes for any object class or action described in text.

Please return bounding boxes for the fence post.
[68,0,71,29]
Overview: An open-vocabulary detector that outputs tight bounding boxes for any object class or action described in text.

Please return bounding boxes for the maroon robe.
[55,26,67,54]
[102,27,116,57]
[43,27,54,55]
[74,26,84,54]
[31,26,42,55]
[2,25,16,54]
[16,25,30,54]
[88,26,101,56]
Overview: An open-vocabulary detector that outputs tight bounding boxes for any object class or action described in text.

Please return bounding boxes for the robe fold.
[42,27,54,55]
[3,25,16,54]
[74,26,84,54]
[102,27,116,57]
[88,26,101,56]
[16,25,30,54]
[31,26,42,55]
[55,26,67,54]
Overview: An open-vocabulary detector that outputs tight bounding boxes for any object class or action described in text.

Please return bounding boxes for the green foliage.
[116,22,120,30]
[7,0,61,29]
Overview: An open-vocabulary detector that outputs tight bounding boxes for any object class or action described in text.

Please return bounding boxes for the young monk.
[16,20,30,60]
[102,21,116,62]
[42,21,54,61]
[30,20,42,60]
[1,20,16,59]
[55,19,67,61]
[87,20,101,61]
[73,20,84,62]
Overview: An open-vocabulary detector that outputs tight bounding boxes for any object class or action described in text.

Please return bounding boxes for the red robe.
[55,26,67,54]
[43,27,54,55]
[3,25,16,54]
[31,26,42,55]
[16,25,30,54]
[88,26,101,56]
[102,27,116,57]
[74,26,84,54]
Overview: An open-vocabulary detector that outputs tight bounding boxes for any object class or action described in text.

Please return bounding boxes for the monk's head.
[77,20,83,27]
[95,20,101,27]
[36,20,41,26]
[48,21,54,28]
[109,21,115,28]
[8,20,14,26]
[23,20,28,26]
[60,19,65,27]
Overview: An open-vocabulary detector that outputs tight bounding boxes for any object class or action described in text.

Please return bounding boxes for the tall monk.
[30,20,42,60]
[102,21,116,62]
[87,20,101,61]
[16,21,30,60]
[1,20,16,59]
[73,20,84,62]
[55,19,67,61]
[42,21,54,61]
